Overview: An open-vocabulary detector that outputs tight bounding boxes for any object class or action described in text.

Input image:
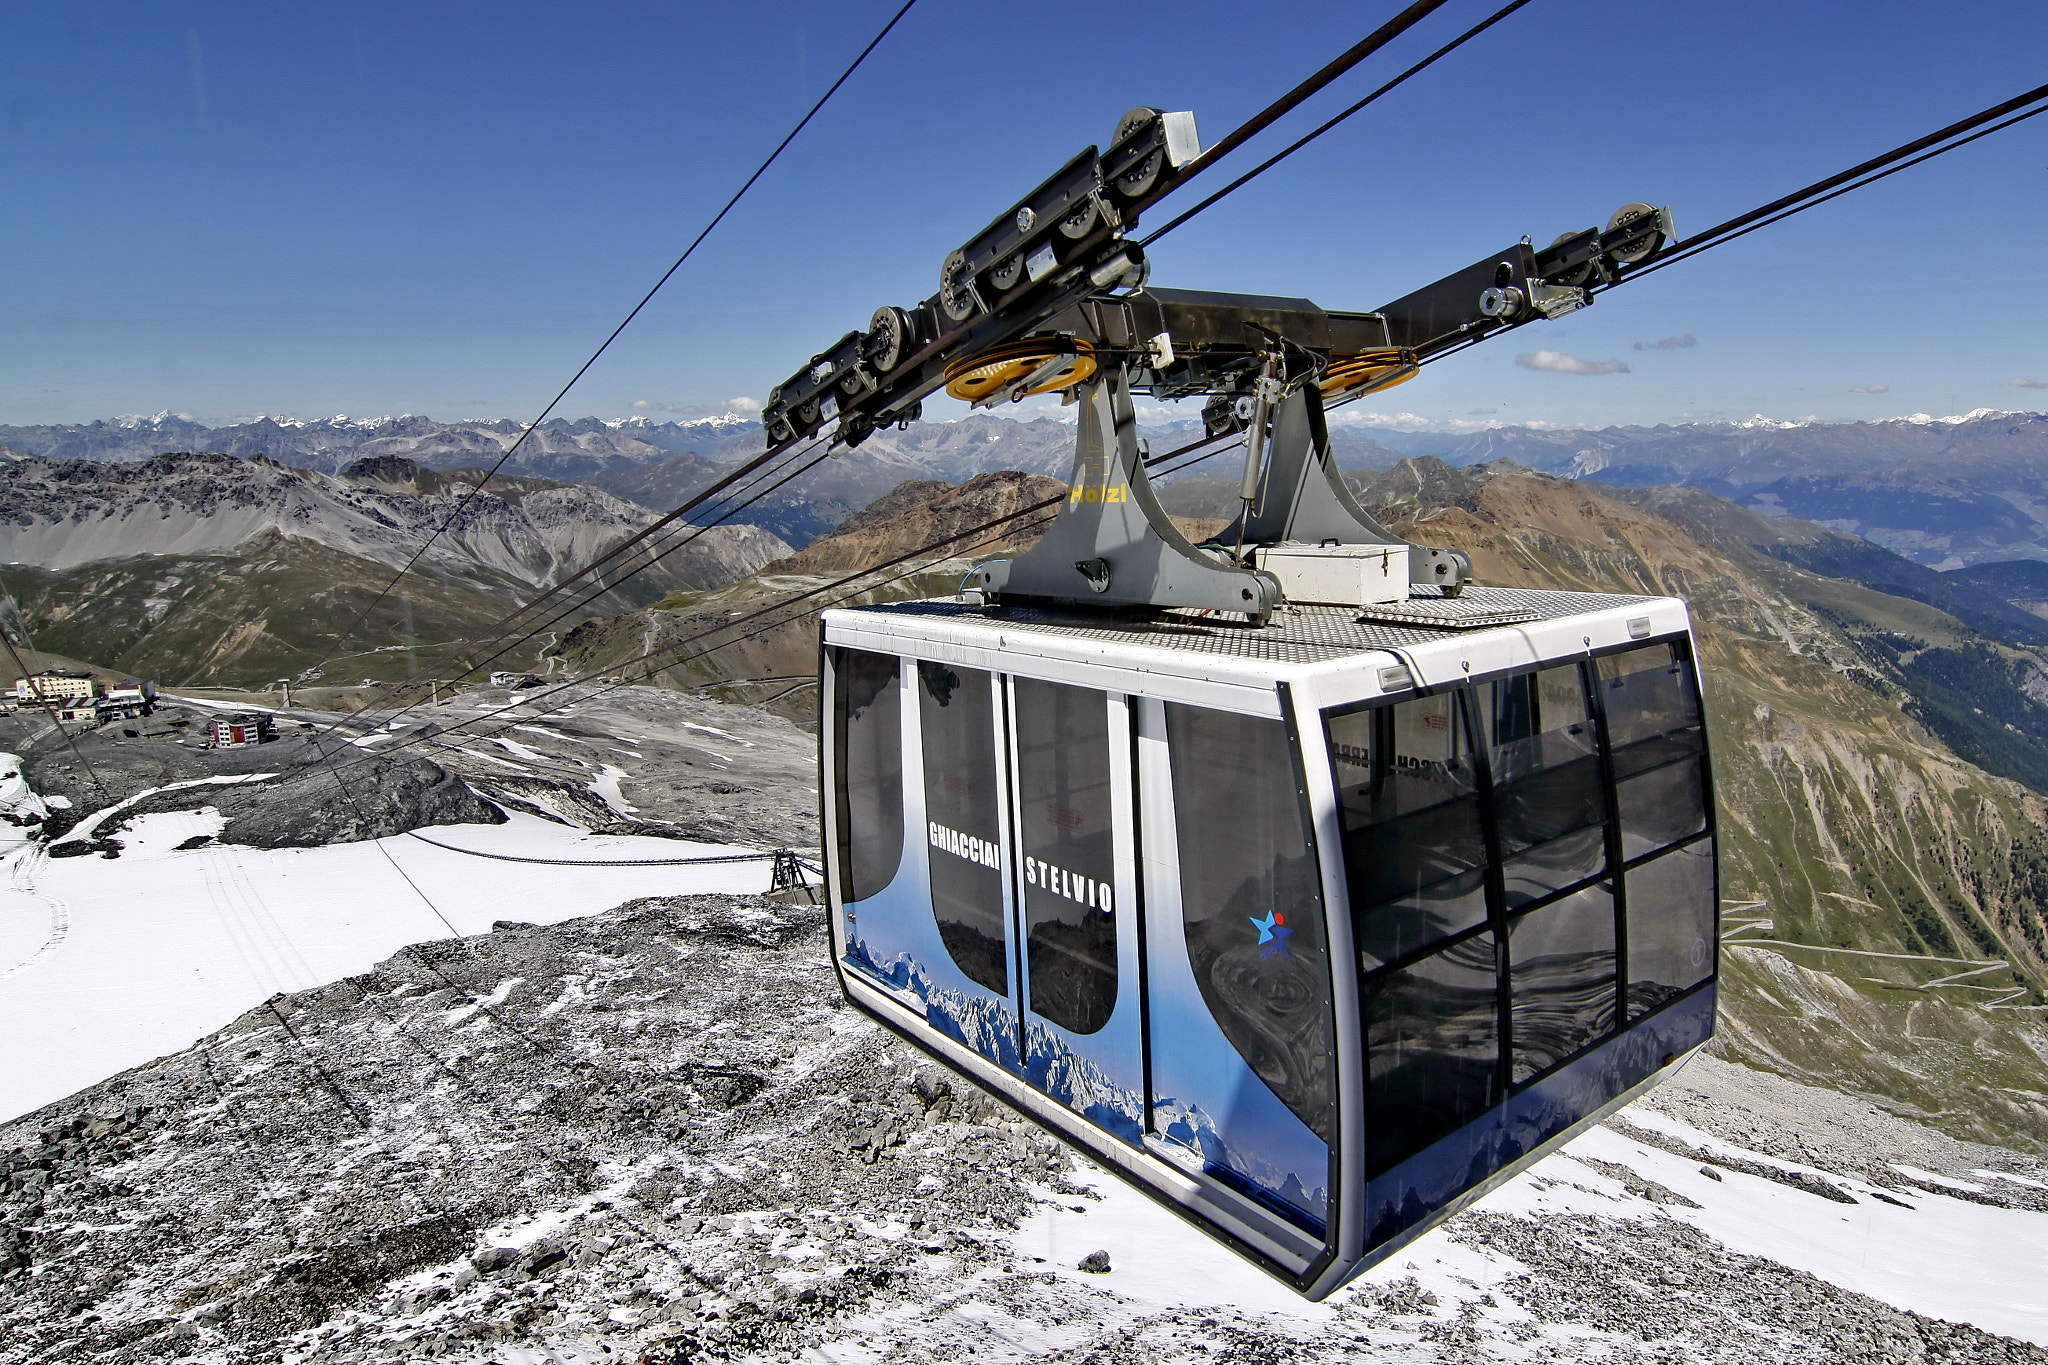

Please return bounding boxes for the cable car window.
[1364,931,1498,1176]
[1328,693,1488,971]
[1506,883,1617,1083]
[1623,838,1717,1017]
[1014,678,1115,1035]
[1617,755,1709,861]
[1600,642,1705,770]
[1164,702,1334,1141]
[918,661,1007,995]
[1479,665,1609,906]
[832,648,903,904]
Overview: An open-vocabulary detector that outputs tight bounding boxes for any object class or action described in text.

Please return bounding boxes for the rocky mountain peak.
[761,471,1067,576]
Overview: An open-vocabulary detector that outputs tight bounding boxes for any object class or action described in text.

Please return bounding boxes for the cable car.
[822,577,1715,1296]
[813,285,1715,1297]
[789,111,1711,1296]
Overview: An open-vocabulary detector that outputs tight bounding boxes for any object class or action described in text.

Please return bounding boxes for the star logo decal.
[1250,910,1293,958]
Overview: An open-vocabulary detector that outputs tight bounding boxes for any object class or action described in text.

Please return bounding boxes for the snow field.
[0,807,779,1122]
[1008,1107,2048,1348]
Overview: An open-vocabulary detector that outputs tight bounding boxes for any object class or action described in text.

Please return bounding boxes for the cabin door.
[1001,679,1146,1145]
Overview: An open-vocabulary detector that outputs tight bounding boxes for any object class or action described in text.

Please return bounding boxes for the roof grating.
[841,586,1658,665]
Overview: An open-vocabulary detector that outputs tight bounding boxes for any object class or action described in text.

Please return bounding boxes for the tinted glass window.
[1624,839,1717,1017]
[833,648,903,904]
[1479,665,1609,906]
[1015,679,1116,1035]
[1165,702,1334,1141]
[1329,694,1488,970]
[918,662,1007,995]
[1365,932,1498,1176]
[1600,642,1705,776]
[1507,884,1616,1082]
[1617,755,1708,861]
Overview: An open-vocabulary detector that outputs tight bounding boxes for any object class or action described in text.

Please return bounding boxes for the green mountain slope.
[0,530,549,688]
[1352,461,2048,1146]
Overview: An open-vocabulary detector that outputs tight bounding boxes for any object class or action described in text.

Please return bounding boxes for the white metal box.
[1255,542,1408,606]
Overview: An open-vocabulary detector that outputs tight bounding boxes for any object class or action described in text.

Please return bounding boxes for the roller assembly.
[760,103,1675,620]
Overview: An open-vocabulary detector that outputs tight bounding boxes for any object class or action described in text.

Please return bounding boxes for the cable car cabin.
[819,588,1717,1299]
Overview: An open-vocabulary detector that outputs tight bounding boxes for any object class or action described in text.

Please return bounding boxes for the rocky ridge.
[0,452,788,591]
[0,453,791,688]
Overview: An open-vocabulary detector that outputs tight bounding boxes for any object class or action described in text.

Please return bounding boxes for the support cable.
[325,0,921,655]
[1406,79,2048,373]
[1619,85,2048,284]
[287,2,1509,741]
[1166,0,1455,187]
[1143,0,1535,245]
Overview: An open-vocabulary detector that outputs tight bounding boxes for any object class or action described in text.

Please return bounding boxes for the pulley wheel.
[1547,232,1599,289]
[1058,196,1099,239]
[865,305,912,374]
[943,337,1097,403]
[1319,350,1417,397]
[989,253,1025,293]
[938,249,979,323]
[1605,202,1664,265]
[1109,107,1165,201]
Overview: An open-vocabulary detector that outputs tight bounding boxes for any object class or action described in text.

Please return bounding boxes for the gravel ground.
[3,894,2044,1365]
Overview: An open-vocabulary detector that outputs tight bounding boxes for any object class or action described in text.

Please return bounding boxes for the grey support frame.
[966,369,1283,619]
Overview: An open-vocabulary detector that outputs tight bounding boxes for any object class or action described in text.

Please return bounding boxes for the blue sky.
[3,0,2044,431]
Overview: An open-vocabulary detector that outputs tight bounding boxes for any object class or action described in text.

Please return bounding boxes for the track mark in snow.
[0,848,69,983]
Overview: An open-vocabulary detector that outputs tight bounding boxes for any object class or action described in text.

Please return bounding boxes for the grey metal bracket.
[1219,385,1469,595]
[1222,385,1403,547]
[968,368,1281,622]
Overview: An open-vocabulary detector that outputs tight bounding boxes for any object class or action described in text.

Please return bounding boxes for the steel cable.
[322,0,922,663]
[1143,0,1536,245]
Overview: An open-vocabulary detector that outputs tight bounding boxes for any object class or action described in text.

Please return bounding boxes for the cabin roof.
[842,585,1663,665]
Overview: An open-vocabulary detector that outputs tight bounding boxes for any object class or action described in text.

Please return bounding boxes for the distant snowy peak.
[110,411,201,429]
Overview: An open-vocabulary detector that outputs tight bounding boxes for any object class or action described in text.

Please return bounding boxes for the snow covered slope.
[0,805,784,1122]
[1,894,2042,1364]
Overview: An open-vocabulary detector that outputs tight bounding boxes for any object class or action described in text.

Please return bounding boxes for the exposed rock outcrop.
[107,754,504,850]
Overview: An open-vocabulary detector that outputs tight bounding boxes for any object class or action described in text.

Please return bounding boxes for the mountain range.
[13,407,2048,565]
[1352,409,2048,567]
[0,452,789,689]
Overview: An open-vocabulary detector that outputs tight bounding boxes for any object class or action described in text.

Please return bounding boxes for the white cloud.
[1516,350,1630,376]
[1848,384,1890,394]
[1633,335,1697,352]
[2010,378,2048,391]
[630,396,763,416]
